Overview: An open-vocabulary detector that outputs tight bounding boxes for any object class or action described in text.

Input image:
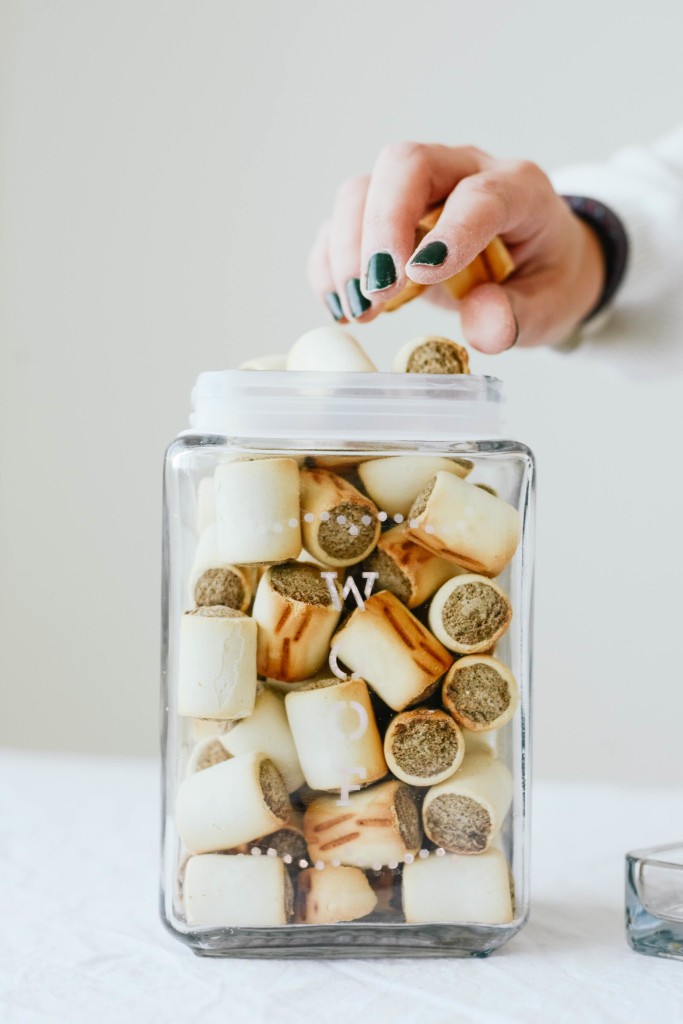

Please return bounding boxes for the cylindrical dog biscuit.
[422,753,513,855]
[177,607,257,720]
[252,561,343,682]
[239,354,287,370]
[357,456,472,518]
[429,575,512,654]
[214,457,302,564]
[186,735,232,775]
[295,866,377,924]
[362,525,464,609]
[332,591,453,711]
[384,709,464,786]
[184,854,292,927]
[443,656,519,732]
[402,849,513,925]
[393,335,470,375]
[285,677,387,792]
[408,472,520,577]
[304,779,421,868]
[286,325,377,372]
[220,686,305,793]
[189,525,254,611]
[300,468,380,567]
[176,751,292,854]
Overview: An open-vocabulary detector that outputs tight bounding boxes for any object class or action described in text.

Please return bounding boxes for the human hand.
[307,143,605,353]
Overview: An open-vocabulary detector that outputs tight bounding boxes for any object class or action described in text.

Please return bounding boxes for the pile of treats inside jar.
[177,326,521,931]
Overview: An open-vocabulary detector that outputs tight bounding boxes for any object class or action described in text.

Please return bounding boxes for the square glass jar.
[626,843,683,960]
[161,371,534,957]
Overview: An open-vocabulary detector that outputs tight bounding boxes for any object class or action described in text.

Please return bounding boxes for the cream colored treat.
[214,457,302,564]
[306,455,380,472]
[393,335,470,375]
[184,854,292,927]
[357,456,472,518]
[252,561,342,682]
[422,753,513,855]
[304,779,421,867]
[461,727,496,757]
[196,475,217,534]
[285,677,387,792]
[429,575,512,655]
[177,607,257,720]
[300,468,380,568]
[443,655,519,732]
[176,751,292,854]
[384,709,464,787]
[362,524,465,609]
[408,471,520,577]
[186,736,232,775]
[295,865,377,924]
[332,591,453,711]
[239,354,287,370]
[286,325,377,372]
[189,525,254,611]
[220,686,304,793]
[403,849,513,925]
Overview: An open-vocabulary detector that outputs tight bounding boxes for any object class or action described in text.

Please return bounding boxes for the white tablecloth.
[2,750,683,1024]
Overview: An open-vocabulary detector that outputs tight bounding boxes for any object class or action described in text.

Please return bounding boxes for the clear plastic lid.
[189,371,503,440]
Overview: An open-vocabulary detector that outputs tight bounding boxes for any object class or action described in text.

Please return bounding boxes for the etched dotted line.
[269,512,436,538]
[249,846,446,868]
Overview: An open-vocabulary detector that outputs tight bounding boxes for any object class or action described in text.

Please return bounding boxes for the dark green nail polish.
[325,291,344,321]
[366,252,397,292]
[345,278,371,318]
[410,240,448,266]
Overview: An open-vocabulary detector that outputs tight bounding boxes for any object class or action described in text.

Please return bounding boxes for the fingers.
[459,272,560,354]
[307,220,348,324]
[328,175,380,323]
[406,160,555,287]
[360,143,488,305]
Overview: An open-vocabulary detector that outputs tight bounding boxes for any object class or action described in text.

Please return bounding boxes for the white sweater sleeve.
[550,124,683,376]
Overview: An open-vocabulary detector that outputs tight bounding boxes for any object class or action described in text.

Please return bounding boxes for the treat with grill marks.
[422,753,513,855]
[176,751,292,854]
[429,575,512,654]
[285,677,387,792]
[295,865,377,924]
[300,467,380,567]
[184,854,293,928]
[443,655,519,732]
[384,708,464,786]
[178,607,257,720]
[407,471,520,577]
[332,590,453,711]
[362,524,464,609]
[252,561,343,682]
[304,779,421,867]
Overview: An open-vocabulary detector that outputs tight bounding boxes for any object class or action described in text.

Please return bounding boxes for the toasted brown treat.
[442,655,519,732]
[252,561,342,682]
[332,590,454,711]
[362,524,464,608]
[422,754,512,855]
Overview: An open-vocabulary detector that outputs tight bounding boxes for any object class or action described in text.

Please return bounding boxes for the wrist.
[562,195,629,321]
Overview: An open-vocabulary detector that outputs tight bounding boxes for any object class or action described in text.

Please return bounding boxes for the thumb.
[459,276,559,354]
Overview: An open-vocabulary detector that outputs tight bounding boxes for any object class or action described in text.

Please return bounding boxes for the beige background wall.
[2,0,683,783]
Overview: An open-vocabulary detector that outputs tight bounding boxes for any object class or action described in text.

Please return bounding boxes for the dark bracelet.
[561,195,629,322]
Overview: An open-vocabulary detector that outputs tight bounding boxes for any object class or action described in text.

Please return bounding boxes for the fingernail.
[366,252,397,292]
[345,278,372,318]
[410,240,448,266]
[324,291,344,321]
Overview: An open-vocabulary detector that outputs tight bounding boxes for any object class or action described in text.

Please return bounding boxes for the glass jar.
[160,370,534,958]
